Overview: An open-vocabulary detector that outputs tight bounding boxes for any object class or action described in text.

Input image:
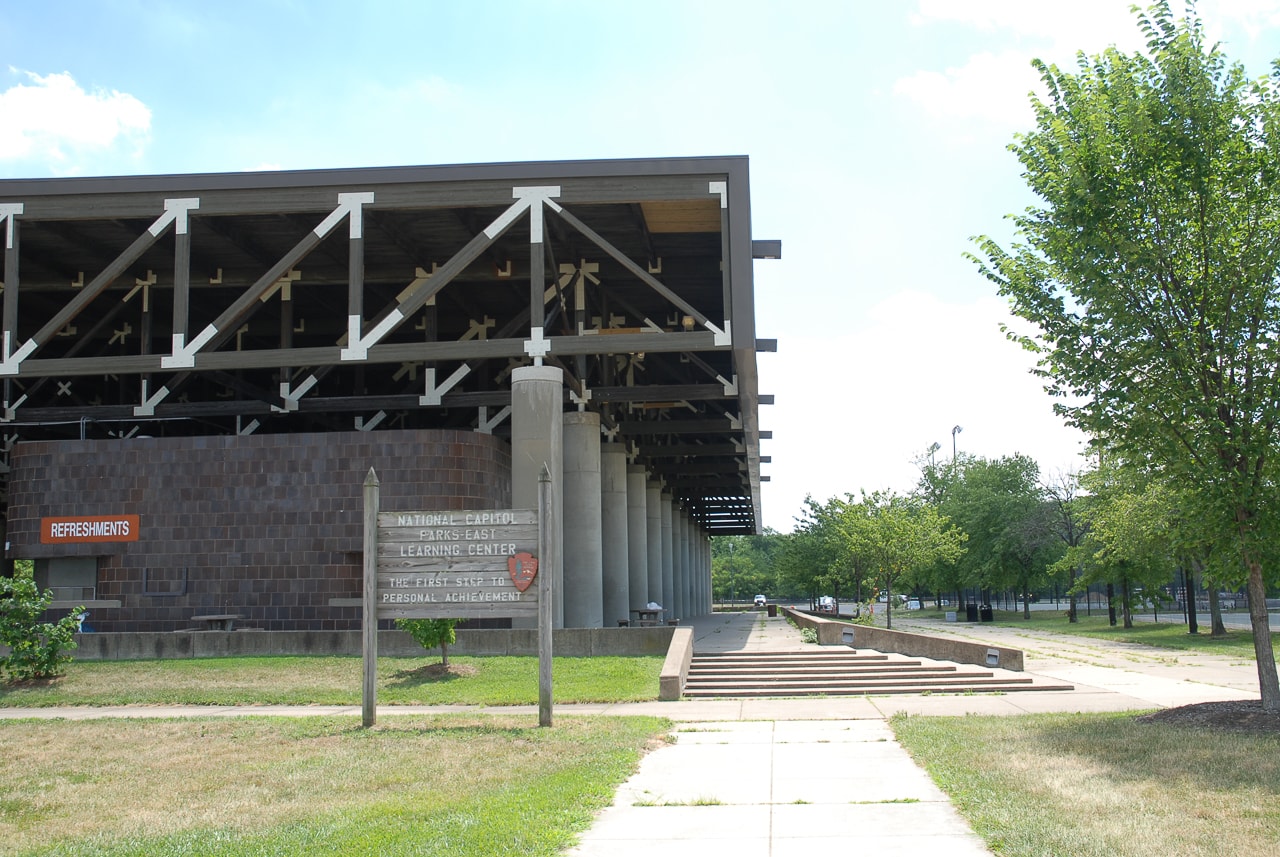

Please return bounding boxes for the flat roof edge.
[0,155,750,197]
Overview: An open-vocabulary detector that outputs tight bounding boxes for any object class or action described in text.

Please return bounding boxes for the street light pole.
[951,425,963,462]
[729,541,736,609]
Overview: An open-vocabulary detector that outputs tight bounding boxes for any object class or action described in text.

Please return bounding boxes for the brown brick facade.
[6,429,511,632]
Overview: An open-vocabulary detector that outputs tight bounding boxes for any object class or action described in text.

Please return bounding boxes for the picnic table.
[631,608,662,627]
[191,613,242,631]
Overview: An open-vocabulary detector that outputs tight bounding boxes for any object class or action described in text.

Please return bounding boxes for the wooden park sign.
[361,466,556,728]
[376,509,540,620]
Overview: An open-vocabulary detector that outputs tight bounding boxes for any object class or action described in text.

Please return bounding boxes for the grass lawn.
[0,654,662,707]
[924,608,1275,659]
[892,711,1280,857]
[0,713,669,857]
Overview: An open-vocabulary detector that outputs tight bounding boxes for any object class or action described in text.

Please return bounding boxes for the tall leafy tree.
[834,491,966,629]
[1076,464,1181,629]
[972,3,1280,708]
[783,496,867,605]
[942,454,1055,614]
[1042,470,1090,622]
[712,533,781,604]
[913,451,972,606]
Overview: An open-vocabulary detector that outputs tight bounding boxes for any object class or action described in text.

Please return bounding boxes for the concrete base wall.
[784,608,1024,671]
[70,626,677,661]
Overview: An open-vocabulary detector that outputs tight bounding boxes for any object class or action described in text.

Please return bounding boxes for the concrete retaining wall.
[783,608,1024,671]
[659,627,693,700]
[70,626,677,661]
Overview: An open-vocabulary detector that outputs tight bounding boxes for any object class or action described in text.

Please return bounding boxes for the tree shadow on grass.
[384,662,478,689]
[1028,713,1280,795]
[0,675,63,701]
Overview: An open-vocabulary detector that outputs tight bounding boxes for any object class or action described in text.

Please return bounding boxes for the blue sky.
[4,1,1280,532]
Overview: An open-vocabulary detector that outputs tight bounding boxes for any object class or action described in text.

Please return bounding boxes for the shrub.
[0,572,82,681]
[395,618,459,666]
[846,603,878,627]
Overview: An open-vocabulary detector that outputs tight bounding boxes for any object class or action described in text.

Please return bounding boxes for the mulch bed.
[1136,700,1280,735]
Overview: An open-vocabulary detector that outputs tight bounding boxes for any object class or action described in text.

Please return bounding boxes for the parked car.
[753,594,767,608]
[817,595,835,613]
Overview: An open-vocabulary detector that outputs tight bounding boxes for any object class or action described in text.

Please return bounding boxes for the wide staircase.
[684,647,1074,698]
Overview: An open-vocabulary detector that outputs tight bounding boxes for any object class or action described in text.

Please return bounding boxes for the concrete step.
[691,660,890,665]
[683,678,1047,698]
[689,666,962,680]
[684,648,1074,698]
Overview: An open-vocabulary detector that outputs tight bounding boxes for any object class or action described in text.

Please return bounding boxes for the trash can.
[965,603,979,622]
[767,603,777,617]
[980,604,993,622]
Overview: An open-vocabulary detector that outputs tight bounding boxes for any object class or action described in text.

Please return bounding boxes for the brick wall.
[7,429,511,632]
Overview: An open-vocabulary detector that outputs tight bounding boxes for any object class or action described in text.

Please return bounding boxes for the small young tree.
[0,573,82,682]
[395,618,459,667]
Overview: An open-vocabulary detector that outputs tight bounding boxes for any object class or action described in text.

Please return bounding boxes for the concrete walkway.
[562,611,1262,856]
[1,610,1264,856]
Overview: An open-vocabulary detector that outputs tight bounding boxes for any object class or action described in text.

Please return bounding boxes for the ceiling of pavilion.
[0,157,772,532]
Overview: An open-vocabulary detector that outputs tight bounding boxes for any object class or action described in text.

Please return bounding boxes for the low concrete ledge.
[783,607,1024,671]
[782,608,852,646]
[70,626,677,661]
[659,627,694,700]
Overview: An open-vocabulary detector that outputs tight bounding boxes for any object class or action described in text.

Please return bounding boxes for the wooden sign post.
[361,467,554,727]
[362,469,380,728]
[537,463,554,727]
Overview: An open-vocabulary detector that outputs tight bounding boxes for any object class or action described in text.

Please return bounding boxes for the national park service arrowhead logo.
[508,552,539,592]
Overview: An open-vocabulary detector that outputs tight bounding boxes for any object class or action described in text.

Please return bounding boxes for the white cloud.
[911,0,1144,52]
[893,50,1043,128]
[758,291,1088,531]
[0,70,151,171]
[896,0,1157,130]
[1197,0,1280,41]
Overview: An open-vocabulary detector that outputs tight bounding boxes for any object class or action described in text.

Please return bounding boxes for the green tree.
[779,497,864,606]
[0,571,82,682]
[941,455,1056,616]
[1075,465,1182,628]
[395,618,459,667]
[834,491,967,629]
[1042,471,1090,622]
[712,532,781,604]
[972,3,1280,708]
[913,451,972,607]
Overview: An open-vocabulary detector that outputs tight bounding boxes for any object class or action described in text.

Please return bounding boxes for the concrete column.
[562,412,603,628]
[626,465,650,612]
[600,443,629,627]
[646,481,663,611]
[696,529,706,619]
[511,366,563,628]
[671,506,685,619]
[660,491,674,620]
[679,511,692,619]
[706,534,716,613]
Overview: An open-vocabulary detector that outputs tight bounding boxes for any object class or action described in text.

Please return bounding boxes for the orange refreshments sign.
[41,515,140,544]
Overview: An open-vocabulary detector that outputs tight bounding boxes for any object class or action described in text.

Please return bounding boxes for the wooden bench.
[191,613,242,631]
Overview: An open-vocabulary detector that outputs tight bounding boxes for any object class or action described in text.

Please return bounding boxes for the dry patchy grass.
[892,711,1280,857]
[0,714,667,856]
